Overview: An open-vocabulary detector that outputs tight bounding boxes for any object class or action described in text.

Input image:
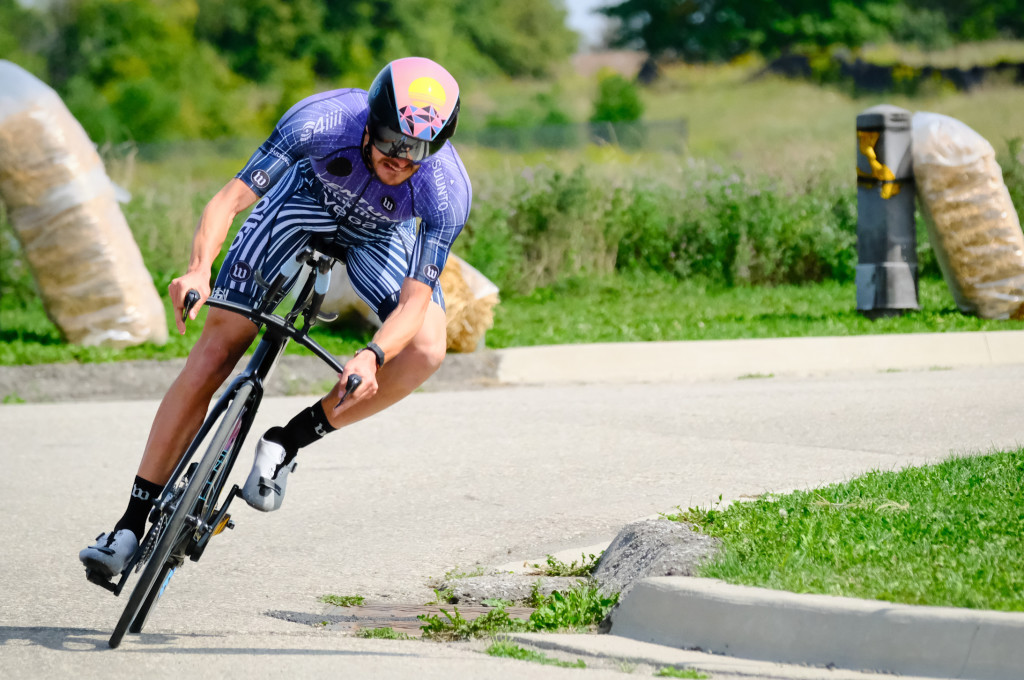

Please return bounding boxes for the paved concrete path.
[2,362,1023,678]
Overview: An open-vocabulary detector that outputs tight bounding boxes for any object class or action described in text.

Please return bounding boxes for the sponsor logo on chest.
[321,183,404,229]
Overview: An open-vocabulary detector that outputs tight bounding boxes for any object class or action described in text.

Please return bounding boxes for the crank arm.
[190,485,240,562]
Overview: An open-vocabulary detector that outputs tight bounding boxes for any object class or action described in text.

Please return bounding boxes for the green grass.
[355,627,411,640]
[666,449,1024,611]
[4,273,1023,366]
[655,668,709,679]
[527,584,619,631]
[644,54,1024,178]
[486,274,1024,348]
[417,581,619,641]
[319,594,366,607]
[485,640,585,669]
[419,606,528,641]
[531,552,603,577]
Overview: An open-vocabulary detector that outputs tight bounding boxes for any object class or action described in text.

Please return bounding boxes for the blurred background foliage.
[0,0,579,143]
[3,0,1024,144]
[2,0,1024,357]
[602,0,1024,61]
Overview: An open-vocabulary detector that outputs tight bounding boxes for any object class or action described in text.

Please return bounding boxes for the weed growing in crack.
[418,581,619,640]
[656,667,708,678]
[425,588,456,605]
[319,594,365,607]
[485,639,585,668]
[419,606,528,641]
[532,552,603,576]
[355,627,412,640]
[444,565,487,579]
[528,583,619,631]
[526,579,545,608]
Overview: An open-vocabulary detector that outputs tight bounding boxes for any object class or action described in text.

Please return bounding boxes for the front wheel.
[108,382,254,648]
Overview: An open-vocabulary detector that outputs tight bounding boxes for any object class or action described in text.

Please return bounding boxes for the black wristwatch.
[359,342,385,369]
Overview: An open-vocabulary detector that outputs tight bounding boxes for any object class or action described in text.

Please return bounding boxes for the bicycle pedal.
[213,514,234,535]
[85,568,120,594]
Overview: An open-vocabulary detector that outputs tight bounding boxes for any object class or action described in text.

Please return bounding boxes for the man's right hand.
[168,272,211,334]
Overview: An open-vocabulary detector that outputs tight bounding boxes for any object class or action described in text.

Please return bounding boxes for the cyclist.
[80,56,471,578]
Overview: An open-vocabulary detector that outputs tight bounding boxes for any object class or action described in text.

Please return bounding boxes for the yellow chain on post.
[857,130,901,199]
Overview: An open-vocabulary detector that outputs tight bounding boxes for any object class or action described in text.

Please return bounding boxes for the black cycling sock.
[114,476,163,539]
[263,400,336,464]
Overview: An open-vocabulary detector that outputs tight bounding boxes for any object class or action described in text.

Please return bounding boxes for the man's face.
[365,131,420,186]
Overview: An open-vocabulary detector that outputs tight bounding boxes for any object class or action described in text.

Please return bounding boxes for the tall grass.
[457,159,861,295]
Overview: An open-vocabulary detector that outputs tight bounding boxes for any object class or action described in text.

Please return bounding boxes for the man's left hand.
[331,349,379,415]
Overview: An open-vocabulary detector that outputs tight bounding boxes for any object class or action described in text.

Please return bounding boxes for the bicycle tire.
[127,562,172,634]
[108,382,254,648]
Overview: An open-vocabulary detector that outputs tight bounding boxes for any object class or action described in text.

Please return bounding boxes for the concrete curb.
[6,330,1024,403]
[609,576,1024,680]
[495,330,1024,385]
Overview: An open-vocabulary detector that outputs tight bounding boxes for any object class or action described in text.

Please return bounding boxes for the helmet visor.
[369,121,431,162]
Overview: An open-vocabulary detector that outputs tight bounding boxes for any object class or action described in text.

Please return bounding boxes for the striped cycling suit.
[211,88,472,321]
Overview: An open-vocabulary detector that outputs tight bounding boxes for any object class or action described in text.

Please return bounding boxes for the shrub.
[459,161,859,294]
[591,70,644,123]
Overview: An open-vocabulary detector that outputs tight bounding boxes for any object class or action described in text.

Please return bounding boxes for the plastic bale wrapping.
[320,261,380,327]
[439,254,499,353]
[318,255,499,352]
[912,111,1024,319]
[0,61,167,346]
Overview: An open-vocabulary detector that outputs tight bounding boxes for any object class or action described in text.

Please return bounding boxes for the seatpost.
[302,256,333,330]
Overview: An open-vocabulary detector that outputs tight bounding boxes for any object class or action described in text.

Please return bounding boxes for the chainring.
[135,513,167,573]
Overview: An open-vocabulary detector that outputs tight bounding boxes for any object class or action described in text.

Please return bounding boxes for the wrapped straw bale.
[320,261,379,327]
[439,254,499,353]
[319,254,499,352]
[911,111,1024,319]
[0,60,167,346]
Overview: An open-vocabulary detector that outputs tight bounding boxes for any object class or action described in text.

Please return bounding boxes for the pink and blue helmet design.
[367,57,460,161]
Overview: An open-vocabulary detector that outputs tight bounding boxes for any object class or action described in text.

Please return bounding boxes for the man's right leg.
[80,308,257,578]
[138,308,259,485]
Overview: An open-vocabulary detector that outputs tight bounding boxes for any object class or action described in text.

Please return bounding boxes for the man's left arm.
[334,277,433,405]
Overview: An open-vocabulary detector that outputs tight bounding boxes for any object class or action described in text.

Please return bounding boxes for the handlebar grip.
[183,289,201,324]
[336,374,362,408]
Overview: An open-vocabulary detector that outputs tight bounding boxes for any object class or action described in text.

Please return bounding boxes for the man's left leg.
[241,301,447,511]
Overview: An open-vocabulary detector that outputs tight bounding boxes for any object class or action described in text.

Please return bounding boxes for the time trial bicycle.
[84,238,361,648]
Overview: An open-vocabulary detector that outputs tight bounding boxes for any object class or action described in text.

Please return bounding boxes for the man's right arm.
[169,178,258,334]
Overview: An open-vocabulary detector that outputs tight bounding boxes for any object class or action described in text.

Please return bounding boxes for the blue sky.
[564,0,612,48]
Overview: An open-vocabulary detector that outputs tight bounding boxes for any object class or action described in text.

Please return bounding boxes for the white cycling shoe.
[241,437,296,513]
[79,529,139,579]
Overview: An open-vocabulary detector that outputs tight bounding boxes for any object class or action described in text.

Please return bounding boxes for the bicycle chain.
[135,513,167,572]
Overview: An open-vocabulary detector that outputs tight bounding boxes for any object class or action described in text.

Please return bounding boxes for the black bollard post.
[855,104,918,318]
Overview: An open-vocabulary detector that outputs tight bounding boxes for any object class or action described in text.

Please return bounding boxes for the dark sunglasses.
[369,122,430,162]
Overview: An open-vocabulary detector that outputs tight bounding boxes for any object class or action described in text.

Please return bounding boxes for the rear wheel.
[108,382,254,648]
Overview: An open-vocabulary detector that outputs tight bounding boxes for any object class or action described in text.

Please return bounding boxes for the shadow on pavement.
[0,626,416,656]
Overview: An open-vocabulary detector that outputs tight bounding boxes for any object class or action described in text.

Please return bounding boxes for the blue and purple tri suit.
[211,88,472,321]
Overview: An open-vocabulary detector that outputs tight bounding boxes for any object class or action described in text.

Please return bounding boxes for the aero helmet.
[366,57,460,162]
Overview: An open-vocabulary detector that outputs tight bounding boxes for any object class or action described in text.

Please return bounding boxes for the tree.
[453,0,578,78]
[46,0,258,143]
[599,0,1020,61]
